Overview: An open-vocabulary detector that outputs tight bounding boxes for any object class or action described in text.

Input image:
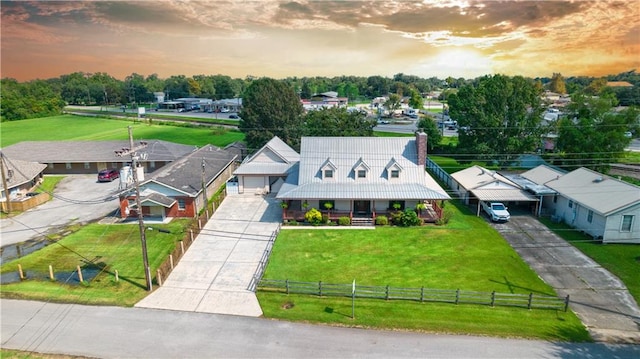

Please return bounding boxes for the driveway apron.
[135,194,281,317]
[492,214,640,343]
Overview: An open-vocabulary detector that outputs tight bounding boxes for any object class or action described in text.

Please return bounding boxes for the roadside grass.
[0,219,190,306]
[38,175,64,194]
[258,201,590,341]
[0,115,244,148]
[539,218,640,304]
[374,131,413,137]
[0,349,87,359]
[429,155,498,174]
[65,107,239,126]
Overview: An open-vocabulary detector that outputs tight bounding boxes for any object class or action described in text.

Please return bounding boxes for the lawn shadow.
[489,276,554,295]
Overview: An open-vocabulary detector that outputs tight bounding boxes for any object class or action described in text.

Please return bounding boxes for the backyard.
[257,202,590,341]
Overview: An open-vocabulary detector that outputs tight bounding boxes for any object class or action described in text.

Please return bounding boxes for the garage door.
[242,176,266,194]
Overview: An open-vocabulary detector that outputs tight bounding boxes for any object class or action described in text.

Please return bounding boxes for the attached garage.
[241,175,268,194]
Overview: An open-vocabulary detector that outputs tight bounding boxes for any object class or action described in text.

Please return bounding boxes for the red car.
[98,169,119,182]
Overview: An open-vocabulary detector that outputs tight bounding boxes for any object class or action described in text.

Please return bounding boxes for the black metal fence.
[247,224,281,291]
[258,279,569,311]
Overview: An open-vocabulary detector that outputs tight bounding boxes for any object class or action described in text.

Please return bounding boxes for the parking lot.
[0,175,121,247]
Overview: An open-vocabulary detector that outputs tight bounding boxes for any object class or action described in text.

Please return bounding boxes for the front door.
[354,200,370,215]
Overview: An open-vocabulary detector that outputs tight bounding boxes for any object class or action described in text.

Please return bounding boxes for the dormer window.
[324,169,334,178]
[352,157,370,181]
[320,157,337,180]
[385,157,403,180]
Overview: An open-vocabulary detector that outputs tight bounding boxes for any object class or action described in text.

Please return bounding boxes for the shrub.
[400,209,421,227]
[305,208,323,225]
[338,216,351,226]
[322,213,330,224]
[436,206,454,225]
[375,215,388,225]
[390,211,403,225]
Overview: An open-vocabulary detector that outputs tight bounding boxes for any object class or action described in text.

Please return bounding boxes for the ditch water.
[1,239,102,285]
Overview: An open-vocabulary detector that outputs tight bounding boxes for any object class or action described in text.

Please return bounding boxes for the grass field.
[257,202,590,341]
[0,115,244,148]
[0,219,190,306]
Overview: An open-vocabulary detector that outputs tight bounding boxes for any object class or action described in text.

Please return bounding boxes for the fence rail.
[258,279,569,311]
[247,224,281,291]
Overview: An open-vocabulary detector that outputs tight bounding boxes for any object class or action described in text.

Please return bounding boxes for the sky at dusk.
[2,0,639,81]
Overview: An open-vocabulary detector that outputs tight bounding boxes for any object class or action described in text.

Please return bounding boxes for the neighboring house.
[0,155,47,212]
[233,137,300,195]
[450,165,539,216]
[275,131,450,224]
[1,141,196,175]
[302,91,348,110]
[541,167,640,244]
[118,144,238,220]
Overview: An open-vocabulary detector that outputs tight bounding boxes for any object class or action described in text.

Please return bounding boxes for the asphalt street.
[0,175,121,247]
[2,299,639,359]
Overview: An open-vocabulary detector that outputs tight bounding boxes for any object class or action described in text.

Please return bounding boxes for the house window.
[320,200,335,211]
[553,195,557,203]
[587,210,593,223]
[149,161,156,170]
[84,162,91,169]
[324,169,333,178]
[178,199,186,210]
[621,215,634,232]
[65,163,72,169]
[390,170,400,178]
[357,170,366,178]
[389,201,405,211]
[568,200,573,208]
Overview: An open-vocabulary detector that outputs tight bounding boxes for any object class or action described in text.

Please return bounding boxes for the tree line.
[2,70,639,121]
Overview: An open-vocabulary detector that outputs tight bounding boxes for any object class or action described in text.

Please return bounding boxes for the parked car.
[229,114,239,119]
[482,202,510,222]
[98,169,119,182]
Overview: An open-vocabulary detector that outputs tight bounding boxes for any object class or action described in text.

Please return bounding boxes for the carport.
[471,188,539,217]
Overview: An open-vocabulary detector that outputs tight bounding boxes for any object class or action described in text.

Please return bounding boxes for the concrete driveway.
[135,194,281,316]
[491,214,640,343]
[0,175,121,247]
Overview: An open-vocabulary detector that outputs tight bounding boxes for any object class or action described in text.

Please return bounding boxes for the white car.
[482,202,511,222]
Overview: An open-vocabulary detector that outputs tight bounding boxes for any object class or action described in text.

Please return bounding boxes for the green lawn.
[540,218,640,303]
[0,219,190,306]
[258,202,590,341]
[0,115,244,148]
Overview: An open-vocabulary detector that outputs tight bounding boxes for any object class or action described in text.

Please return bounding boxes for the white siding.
[603,203,640,244]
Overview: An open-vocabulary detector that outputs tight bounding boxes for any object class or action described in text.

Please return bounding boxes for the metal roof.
[233,163,293,175]
[520,165,566,185]
[471,188,539,202]
[544,167,640,216]
[451,165,519,190]
[233,136,299,175]
[1,140,196,163]
[276,136,449,200]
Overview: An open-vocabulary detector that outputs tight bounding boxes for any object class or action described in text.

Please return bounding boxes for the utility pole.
[201,158,209,218]
[115,127,151,291]
[0,153,12,214]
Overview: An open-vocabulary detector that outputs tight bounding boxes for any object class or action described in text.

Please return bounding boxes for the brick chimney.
[416,129,427,166]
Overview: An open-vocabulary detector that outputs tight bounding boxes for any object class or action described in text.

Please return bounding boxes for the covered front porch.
[280,199,443,224]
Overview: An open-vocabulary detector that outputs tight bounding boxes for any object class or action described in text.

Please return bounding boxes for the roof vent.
[593,176,604,183]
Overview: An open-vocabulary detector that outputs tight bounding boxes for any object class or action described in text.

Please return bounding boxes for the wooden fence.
[258,279,569,312]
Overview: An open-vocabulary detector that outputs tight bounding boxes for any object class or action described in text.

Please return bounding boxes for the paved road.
[491,214,640,344]
[135,194,281,316]
[3,299,639,359]
[0,175,121,248]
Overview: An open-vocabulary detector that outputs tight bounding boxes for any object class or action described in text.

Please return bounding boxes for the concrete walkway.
[135,194,281,316]
[493,214,640,344]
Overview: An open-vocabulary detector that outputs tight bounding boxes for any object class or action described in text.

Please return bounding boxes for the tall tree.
[548,73,566,94]
[408,88,424,110]
[417,118,443,151]
[304,107,375,137]
[384,94,402,115]
[239,78,304,151]
[448,75,544,163]
[555,92,636,172]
